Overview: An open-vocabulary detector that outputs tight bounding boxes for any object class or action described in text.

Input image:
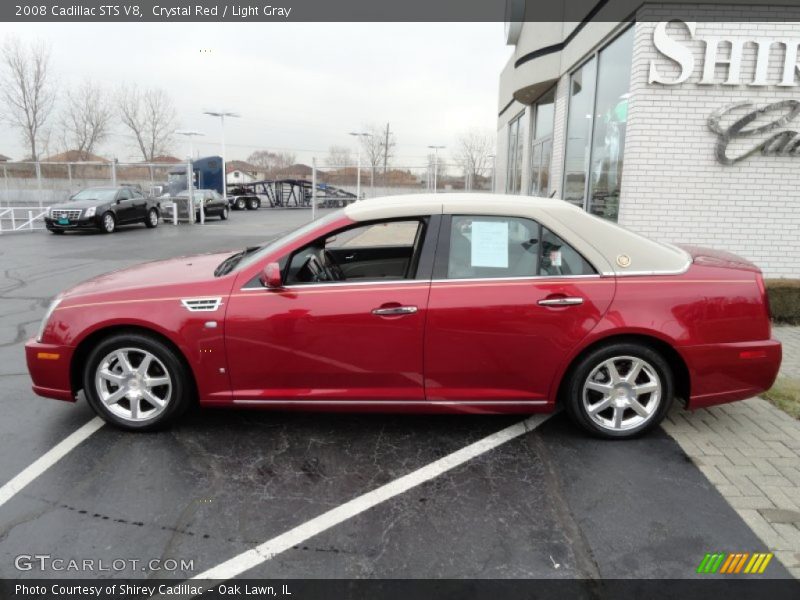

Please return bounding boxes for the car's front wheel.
[145,208,159,228]
[564,342,674,439]
[82,332,193,431]
[101,212,116,234]
[220,206,229,220]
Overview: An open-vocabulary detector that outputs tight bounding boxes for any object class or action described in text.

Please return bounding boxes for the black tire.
[235,197,246,210]
[220,206,229,220]
[247,197,259,210]
[563,342,674,440]
[50,229,65,234]
[145,208,159,228]
[100,212,116,234]
[82,332,194,431]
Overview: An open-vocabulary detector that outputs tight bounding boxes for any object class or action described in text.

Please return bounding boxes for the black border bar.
[3,578,800,600]
[4,0,800,23]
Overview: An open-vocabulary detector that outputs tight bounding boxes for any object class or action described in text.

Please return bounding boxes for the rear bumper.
[24,339,76,402]
[682,339,782,409]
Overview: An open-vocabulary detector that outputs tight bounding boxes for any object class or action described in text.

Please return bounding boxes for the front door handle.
[372,305,418,316]
[537,296,584,307]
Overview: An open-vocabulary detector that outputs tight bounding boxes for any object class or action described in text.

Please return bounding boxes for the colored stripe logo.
[697,552,773,574]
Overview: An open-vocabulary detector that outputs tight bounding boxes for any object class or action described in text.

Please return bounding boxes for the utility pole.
[349,132,369,200]
[382,123,390,186]
[427,145,445,194]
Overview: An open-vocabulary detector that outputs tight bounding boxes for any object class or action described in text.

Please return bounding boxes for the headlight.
[84,206,96,218]
[36,297,62,343]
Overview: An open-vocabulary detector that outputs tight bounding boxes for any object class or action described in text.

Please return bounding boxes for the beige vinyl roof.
[344,193,691,276]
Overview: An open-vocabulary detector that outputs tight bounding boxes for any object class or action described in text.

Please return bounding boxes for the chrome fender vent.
[180,297,223,312]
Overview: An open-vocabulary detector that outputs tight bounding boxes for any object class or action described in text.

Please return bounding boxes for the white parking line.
[194,413,552,580]
[0,417,104,508]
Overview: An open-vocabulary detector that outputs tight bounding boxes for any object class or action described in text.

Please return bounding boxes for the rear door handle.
[372,306,418,316]
[537,297,584,306]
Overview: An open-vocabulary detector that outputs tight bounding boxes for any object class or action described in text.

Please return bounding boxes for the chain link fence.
[307,162,494,199]
[0,161,183,208]
[0,159,497,233]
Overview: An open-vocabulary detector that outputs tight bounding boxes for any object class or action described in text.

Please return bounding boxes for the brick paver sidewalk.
[664,325,800,578]
[774,325,800,380]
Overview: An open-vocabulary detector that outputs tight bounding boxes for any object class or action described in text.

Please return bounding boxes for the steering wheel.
[323,250,346,281]
[301,254,327,282]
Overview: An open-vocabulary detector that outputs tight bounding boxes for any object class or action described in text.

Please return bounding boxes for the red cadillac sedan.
[25,194,781,438]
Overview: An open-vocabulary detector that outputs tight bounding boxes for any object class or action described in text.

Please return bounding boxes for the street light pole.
[204,110,240,207]
[174,130,205,159]
[427,145,445,194]
[349,132,369,200]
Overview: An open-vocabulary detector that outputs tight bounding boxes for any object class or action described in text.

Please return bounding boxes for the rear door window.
[444,215,596,279]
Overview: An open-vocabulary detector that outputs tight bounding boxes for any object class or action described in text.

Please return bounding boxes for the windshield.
[176,191,206,201]
[232,210,344,273]
[72,189,116,202]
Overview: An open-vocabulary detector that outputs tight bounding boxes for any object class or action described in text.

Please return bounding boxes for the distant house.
[226,160,263,184]
[40,150,110,163]
[149,155,183,164]
[282,163,313,179]
[0,154,10,162]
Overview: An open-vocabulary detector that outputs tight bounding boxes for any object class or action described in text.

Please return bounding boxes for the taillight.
[756,274,771,334]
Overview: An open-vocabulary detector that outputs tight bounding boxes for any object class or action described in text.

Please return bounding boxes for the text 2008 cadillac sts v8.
[26,194,781,438]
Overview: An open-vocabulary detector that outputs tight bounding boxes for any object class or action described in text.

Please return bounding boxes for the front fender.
[50,301,230,403]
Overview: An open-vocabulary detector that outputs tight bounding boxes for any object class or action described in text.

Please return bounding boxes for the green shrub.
[766,279,800,325]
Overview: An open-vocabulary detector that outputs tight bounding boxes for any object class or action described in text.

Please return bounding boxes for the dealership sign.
[648,20,799,87]
[707,100,800,164]
[648,20,800,164]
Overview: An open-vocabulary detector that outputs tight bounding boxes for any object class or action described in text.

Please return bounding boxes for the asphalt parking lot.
[0,208,791,580]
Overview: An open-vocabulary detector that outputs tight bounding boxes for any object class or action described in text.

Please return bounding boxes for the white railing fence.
[0,207,50,234]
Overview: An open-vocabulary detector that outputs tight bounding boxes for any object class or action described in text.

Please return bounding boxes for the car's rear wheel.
[145,208,159,228]
[101,212,116,234]
[564,342,674,439]
[247,197,259,210]
[235,197,246,210]
[82,332,193,431]
[220,206,229,220]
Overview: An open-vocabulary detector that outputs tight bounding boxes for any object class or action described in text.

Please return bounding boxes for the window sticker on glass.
[471,221,509,268]
[549,250,562,267]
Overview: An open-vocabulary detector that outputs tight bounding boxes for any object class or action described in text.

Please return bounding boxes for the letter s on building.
[649,20,696,85]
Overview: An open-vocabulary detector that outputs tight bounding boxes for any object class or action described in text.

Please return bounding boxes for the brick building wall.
[620,5,800,278]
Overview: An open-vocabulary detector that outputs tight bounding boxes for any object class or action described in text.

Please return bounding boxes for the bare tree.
[118,85,177,161]
[360,125,389,189]
[325,145,352,168]
[59,80,113,159]
[0,37,55,160]
[454,129,494,190]
[247,150,296,175]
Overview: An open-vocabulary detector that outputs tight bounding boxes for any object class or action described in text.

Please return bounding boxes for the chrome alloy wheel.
[94,348,172,422]
[582,355,662,432]
[103,213,115,232]
[149,209,159,226]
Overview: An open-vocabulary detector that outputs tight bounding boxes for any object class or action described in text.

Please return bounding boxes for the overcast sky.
[0,22,511,166]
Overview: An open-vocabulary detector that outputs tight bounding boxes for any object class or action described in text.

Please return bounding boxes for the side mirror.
[260,262,283,289]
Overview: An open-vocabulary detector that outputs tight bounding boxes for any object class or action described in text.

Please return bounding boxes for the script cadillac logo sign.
[707,100,800,165]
